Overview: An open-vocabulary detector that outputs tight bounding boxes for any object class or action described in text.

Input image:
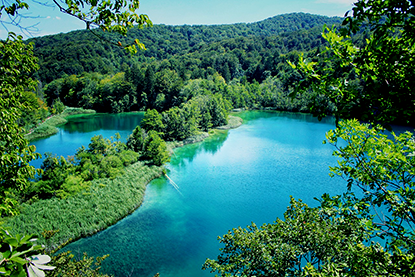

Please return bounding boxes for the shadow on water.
[63,112,144,133]
[170,131,229,167]
[235,110,336,125]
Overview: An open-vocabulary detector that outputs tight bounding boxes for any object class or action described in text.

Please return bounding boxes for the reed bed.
[61,107,95,117]
[5,161,163,252]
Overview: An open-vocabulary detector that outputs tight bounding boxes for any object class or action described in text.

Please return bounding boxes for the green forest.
[1,0,415,276]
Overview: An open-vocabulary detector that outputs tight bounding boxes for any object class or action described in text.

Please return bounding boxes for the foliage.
[325,120,415,266]
[29,13,341,83]
[291,1,415,127]
[1,0,151,53]
[0,34,42,217]
[24,125,59,142]
[0,227,55,277]
[144,131,170,166]
[51,100,65,115]
[48,252,109,277]
[126,125,146,152]
[204,196,380,276]
[26,133,137,200]
[140,109,165,135]
[18,91,49,132]
[24,115,69,142]
[5,161,164,251]
[61,107,96,117]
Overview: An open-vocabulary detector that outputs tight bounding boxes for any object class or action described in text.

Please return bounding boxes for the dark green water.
[52,111,347,277]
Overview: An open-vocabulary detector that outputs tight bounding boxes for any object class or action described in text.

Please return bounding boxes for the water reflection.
[63,112,144,133]
[30,112,145,168]
[171,131,229,167]
[235,110,336,125]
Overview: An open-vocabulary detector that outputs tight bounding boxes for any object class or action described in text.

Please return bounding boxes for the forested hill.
[29,13,342,84]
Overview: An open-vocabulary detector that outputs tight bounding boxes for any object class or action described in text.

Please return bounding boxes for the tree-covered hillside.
[30,13,341,84]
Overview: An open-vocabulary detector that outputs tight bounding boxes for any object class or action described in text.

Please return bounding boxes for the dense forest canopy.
[30,13,342,83]
[24,13,348,131]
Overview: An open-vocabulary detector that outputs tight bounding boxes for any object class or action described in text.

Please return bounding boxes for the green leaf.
[9,256,27,265]
[4,237,18,247]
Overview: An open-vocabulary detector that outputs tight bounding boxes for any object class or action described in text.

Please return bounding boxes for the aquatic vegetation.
[6,161,164,251]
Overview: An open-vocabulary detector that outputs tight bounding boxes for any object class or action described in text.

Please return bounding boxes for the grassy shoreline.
[6,161,164,252]
[25,107,96,141]
[8,114,244,252]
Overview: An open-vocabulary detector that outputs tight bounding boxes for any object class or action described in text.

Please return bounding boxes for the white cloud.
[56,16,61,20]
[46,16,51,19]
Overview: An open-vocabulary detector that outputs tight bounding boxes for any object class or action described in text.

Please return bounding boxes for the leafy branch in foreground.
[326,120,415,252]
[1,0,152,53]
[0,227,55,277]
[203,196,381,276]
[290,0,415,127]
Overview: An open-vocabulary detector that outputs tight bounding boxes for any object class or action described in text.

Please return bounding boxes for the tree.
[290,0,415,127]
[126,125,146,152]
[325,120,415,265]
[144,131,170,166]
[204,196,386,276]
[209,94,229,127]
[0,34,41,216]
[140,109,165,136]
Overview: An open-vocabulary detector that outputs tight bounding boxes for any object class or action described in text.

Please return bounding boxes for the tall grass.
[61,107,95,117]
[5,161,163,252]
[25,116,67,141]
[25,107,96,141]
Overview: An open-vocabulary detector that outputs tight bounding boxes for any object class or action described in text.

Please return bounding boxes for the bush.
[119,150,140,166]
[100,155,123,178]
[56,175,91,199]
[45,115,67,126]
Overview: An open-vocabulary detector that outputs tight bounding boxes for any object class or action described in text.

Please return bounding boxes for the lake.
[30,112,144,168]
[32,111,347,277]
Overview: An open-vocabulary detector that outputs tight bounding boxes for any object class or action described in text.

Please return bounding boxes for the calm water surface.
[56,111,348,277]
[30,112,144,168]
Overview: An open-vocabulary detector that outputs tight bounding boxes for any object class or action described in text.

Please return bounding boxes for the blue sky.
[0,0,355,39]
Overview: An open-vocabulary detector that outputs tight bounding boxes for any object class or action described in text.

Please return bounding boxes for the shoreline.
[25,107,96,141]
[10,113,244,252]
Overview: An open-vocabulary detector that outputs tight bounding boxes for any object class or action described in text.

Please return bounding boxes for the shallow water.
[59,111,348,277]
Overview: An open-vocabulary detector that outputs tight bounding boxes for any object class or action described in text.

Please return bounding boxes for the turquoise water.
[30,112,144,168]
[59,111,347,277]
